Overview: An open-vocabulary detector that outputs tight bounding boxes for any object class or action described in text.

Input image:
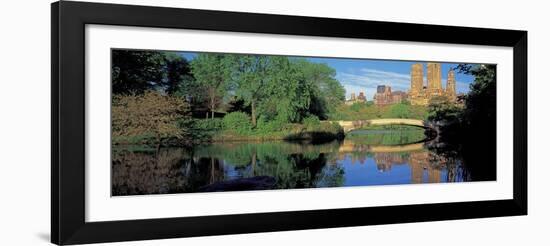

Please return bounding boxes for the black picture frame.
[51,1,527,245]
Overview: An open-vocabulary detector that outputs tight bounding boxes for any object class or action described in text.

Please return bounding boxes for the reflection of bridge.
[337,141,425,153]
[327,118,428,132]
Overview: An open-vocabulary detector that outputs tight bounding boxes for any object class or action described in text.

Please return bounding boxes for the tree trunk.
[210,158,215,184]
[251,100,256,127]
[155,142,161,155]
[211,97,215,119]
[205,112,209,119]
[155,134,161,148]
[251,151,257,176]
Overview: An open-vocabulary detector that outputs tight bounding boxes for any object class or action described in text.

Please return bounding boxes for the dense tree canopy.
[456,64,496,131]
[190,54,232,118]
[223,55,344,126]
[294,59,346,119]
[112,50,193,95]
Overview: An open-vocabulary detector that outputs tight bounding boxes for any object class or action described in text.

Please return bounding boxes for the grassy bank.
[212,121,344,143]
[112,118,345,146]
[346,128,427,145]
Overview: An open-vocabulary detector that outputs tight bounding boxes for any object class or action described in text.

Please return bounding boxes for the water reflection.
[112,135,480,196]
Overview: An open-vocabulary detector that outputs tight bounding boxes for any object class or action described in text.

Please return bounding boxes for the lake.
[112,128,492,196]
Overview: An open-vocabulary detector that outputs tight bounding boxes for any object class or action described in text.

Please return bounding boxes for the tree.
[112,50,194,95]
[190,54,232,119]
[293,59,345,119]
[428,95,450,105]
[388,103,410,118]
[112,91,190,143]
[228,55,272,126]
[112,50,167,94]
[263,57,312,123]
[456,64,496,131]
[163,53,193,95]
[229,55,316,126]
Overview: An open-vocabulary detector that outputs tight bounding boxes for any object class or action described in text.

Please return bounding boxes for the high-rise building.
[409,63,428,105]
[410,63,424,97]
[446,69,457,101]
[409,63,458,105]
[427,63,443,96]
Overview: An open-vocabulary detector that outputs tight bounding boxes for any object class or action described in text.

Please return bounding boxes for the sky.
[179,52,476,100]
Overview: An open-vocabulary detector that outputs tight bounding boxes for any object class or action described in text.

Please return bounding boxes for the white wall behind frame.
[0,0,547,246]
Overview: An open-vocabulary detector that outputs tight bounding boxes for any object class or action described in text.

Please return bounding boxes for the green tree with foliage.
[112,50,193,95]
[190,54,232,119]
[112,50,167,94]
[262,57,313,123]
[229,55,311,126]
[457,64,496,131]
[164,53,194,95]
[388,103,410,118]
[227,54,271,126]
[293,59,345,119]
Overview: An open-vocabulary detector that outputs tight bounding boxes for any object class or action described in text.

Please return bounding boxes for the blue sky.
[179,52,475,100]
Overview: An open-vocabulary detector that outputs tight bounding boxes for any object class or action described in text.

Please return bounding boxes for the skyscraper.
[409,63,458,105]
[410,63,424,97]
[426,63,443,96]
[446,69,457,101]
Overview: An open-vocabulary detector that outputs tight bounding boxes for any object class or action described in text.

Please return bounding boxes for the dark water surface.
[112,129,495,196]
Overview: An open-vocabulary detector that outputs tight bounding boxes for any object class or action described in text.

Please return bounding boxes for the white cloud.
[337,69,410,100]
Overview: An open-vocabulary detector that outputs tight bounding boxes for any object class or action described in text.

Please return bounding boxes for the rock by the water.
[198,176,277,192]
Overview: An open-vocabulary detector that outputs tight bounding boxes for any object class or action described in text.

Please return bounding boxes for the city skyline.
[179,51,476,100]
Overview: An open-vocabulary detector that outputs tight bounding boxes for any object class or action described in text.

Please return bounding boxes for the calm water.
[112,129,490,196]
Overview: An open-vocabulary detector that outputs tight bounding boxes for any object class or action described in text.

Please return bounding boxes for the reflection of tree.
[113,137,475,195]
[112,148,186,195]
[316,165,346,187]
[112,141,350,195]
[193,141,346,190]
[112,148,229,195]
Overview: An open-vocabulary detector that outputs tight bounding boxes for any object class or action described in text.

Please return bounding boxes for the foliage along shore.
[113,113,345,146]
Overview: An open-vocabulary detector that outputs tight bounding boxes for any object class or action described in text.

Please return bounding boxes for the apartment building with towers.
[409,62,457,105]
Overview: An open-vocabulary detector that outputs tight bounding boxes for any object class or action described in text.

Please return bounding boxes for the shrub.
[192,118,223,131]
[350,102,365,112]
[386,103,410,118]
[256,115,288,134]
[112,91,190,143]
[223,112,252,134]
[302,115,321,130]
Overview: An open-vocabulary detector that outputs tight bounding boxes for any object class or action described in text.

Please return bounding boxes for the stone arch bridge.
[326,118,432,133]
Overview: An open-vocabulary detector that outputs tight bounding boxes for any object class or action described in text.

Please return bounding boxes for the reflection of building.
[336,147,445,184]
[409,63,457,105]
[409,151,442,183]
[345,91,367,105]
[374,152,407,172]
[373,85,408,105]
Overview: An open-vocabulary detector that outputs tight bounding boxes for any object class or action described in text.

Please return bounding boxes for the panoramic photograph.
[111,49,497,196]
